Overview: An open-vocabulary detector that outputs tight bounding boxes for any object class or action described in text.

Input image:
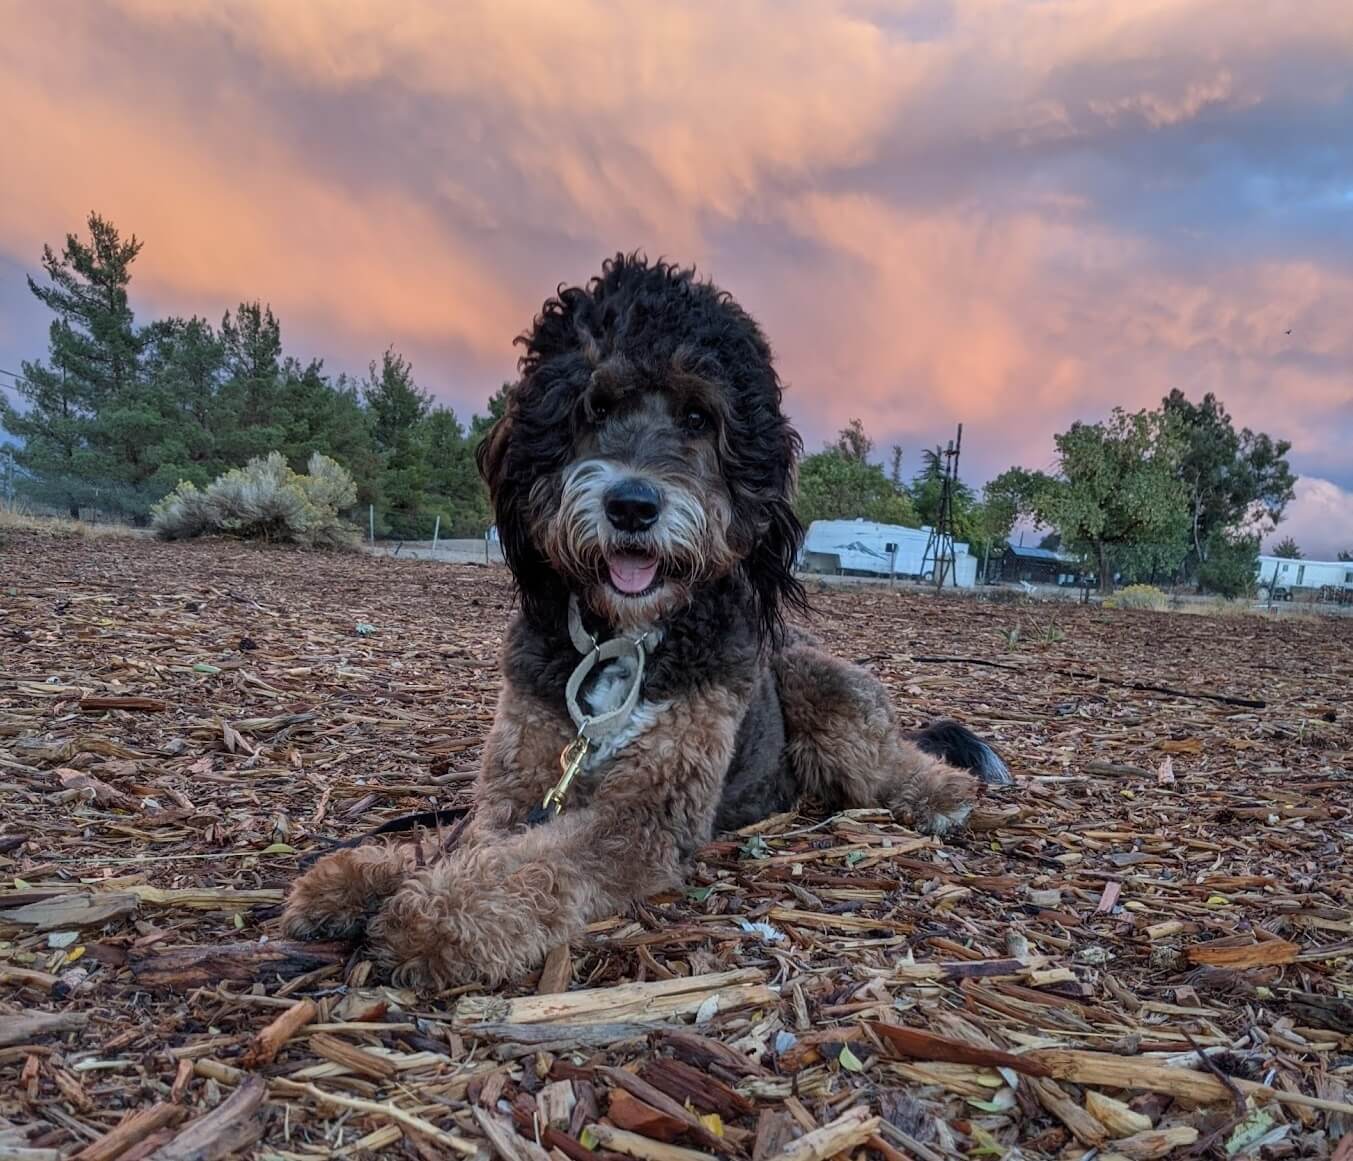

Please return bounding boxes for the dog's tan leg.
[774,636,977,835]
[364,687,741,991]
[282,689,573,942]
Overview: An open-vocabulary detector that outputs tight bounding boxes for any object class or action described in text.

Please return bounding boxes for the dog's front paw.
[365,891,482,994]
[365,865,557,993]
[281,844,415,941]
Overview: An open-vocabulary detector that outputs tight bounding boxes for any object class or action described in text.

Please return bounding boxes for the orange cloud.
[0,7,520,366]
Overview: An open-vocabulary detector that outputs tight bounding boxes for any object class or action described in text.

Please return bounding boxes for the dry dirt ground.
[2,531,1351,1161]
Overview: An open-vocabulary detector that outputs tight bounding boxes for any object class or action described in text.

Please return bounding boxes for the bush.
[1105,583,1169,610]
[152,452,358,548]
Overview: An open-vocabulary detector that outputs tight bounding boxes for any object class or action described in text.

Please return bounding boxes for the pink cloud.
[1267,478,1353,561]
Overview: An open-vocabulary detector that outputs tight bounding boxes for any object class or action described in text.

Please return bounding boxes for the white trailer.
[802,519,978,587]
[1257,555,1353,597]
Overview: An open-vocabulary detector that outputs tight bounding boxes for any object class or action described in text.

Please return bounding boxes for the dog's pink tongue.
[608,553,659,594]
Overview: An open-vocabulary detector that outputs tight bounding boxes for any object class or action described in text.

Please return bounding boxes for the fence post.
[431,515,440,557]
[368,505,375,546]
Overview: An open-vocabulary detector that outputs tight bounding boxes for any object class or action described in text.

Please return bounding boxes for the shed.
[997,545,1083,587]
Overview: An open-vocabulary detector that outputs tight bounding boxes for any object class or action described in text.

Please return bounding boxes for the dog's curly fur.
[282,254,1011,991]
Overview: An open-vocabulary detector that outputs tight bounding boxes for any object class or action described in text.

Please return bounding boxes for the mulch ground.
[2,530,1351,1161]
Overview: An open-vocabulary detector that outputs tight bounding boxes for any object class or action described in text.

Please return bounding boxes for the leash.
[526,595,652,825]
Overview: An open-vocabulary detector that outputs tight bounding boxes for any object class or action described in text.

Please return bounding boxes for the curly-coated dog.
[282,254,1011,991]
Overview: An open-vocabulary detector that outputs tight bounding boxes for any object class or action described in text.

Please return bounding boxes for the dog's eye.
[589,402,610,423]
[684,407,710,434]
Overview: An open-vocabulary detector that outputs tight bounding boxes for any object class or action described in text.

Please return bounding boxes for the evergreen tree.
[1,213,144,513]
[218,302,285,462]
[1272,536,1302,559]
[137,315,228,492]
[364,348,432,536]
[910,444,977,533]
[424,406,492,536]
[468,382,512,445]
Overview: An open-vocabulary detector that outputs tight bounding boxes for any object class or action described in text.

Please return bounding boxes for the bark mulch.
[2,530,1351,1160]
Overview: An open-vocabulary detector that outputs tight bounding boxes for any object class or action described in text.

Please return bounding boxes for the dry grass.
[0,500,146,540]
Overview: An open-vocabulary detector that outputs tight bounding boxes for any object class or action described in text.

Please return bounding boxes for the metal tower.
[921,423,963,590]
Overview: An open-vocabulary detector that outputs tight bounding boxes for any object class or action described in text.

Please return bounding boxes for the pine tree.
[910,444,976,535]
[422,407,491,535]
[0,213,143,513]
[468,383,512,445]
[217,302,285,463]
[364,348,432,536]
[278,361,378,505]
[136,315,228,494]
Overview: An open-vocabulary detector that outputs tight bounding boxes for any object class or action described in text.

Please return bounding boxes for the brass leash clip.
[528,734,591,825]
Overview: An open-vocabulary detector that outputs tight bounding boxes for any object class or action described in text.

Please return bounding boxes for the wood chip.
[4,534,1351,1158]
[144,1075,268,1161]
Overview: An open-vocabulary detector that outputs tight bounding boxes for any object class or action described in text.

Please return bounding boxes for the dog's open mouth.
[606,552,661,596]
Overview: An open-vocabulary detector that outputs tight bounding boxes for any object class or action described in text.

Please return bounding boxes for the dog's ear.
[743,424,808,643]
[475,396,563,623]
[475,403,531,583]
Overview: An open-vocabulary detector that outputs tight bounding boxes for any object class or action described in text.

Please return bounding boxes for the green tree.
[277,361,379,503]
[217,302,285,463]
[910,444,977,533]
[1272,536,1302,559]
[423,406,492,536]
[468,382,512,446]
[1338,549,1352,562]
[1197,530,1259,598]
[796,422,917,527]
[1162,390,1296,580]
[834,418,872,462]
[1,213,144,513]
[137,315,228,491]
[364,348,432,536]
[1016,408,1189,595]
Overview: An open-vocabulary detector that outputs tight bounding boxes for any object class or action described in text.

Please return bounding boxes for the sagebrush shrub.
[1105,583,1169,610]
[152,453,357,548]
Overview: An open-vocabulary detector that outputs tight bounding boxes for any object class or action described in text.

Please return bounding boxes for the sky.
[2,0,1351,556]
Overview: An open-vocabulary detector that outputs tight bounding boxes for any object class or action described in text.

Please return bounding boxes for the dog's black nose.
[604,479,662,532]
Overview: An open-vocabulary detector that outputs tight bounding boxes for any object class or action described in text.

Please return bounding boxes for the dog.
[281,254,1011,991]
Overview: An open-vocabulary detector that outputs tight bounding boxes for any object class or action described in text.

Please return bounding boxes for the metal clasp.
[539,734,590,817]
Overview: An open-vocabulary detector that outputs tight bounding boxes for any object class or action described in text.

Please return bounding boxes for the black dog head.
[477,253,806,640]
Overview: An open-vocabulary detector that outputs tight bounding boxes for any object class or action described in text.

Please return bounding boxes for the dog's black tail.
[906,720,1012,786]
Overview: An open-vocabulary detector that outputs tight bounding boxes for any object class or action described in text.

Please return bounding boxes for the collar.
[563,595,652,744]
[528,598,655,825]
